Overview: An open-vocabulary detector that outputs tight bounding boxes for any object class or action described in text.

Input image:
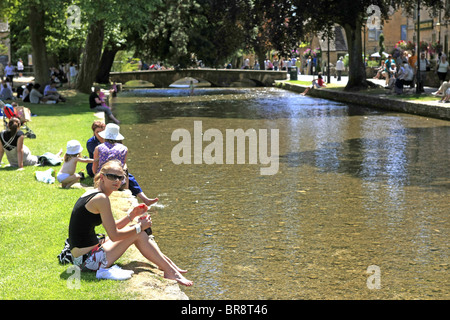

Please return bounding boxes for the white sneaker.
[96,266,132,281]
[111,265,134,275]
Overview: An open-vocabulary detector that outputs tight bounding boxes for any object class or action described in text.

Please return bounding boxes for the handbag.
[57,234,105,265]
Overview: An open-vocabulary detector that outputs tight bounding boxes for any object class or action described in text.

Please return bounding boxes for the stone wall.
[276,81,450,121]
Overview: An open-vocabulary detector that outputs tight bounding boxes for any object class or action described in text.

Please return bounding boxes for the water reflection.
[114,87,449,300]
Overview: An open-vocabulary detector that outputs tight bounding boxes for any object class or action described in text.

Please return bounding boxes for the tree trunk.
[95,46,120,84]
[76,19,105,94]
[28,4,49,87]
[343,22,370,91]
[255,46,266,70]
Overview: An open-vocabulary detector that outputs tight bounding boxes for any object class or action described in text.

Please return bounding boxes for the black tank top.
[68,191,103,249]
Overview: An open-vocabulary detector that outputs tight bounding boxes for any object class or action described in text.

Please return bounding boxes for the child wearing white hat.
[57,140,94,188]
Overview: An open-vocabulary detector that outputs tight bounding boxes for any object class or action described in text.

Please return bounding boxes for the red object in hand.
[137,204,147,209]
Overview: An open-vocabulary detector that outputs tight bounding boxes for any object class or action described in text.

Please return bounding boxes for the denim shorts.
[72,244,108,271]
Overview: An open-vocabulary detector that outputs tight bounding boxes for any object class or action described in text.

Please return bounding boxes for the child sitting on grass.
[98,90,111,109]
[57,140,93,188]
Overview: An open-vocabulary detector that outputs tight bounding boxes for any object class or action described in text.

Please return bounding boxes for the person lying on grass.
[67,159,193,286]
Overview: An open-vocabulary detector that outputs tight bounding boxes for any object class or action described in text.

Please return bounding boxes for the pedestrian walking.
[436,54,450,86]
[336,57,344,81]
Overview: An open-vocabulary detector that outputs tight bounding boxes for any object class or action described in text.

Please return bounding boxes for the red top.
[317,78,324,87]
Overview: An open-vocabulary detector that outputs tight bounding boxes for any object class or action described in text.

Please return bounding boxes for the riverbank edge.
[108,190,190,300]
[274,81,450,121]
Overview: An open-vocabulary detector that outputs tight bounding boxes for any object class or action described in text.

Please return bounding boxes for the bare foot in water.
[164,270,193,286]
[159,255,188,273]
[140,196,158,206]
[145,198,159,206]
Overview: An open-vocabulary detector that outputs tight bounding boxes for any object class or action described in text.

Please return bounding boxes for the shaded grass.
[0,90,135,299]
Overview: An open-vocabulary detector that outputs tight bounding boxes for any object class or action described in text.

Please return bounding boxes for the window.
[368,28,383,41]
[401,25,407,40]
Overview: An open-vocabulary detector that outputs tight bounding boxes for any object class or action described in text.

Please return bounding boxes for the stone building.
[364,7,449,58]
[314,25,348,67]
[306,5,449,69]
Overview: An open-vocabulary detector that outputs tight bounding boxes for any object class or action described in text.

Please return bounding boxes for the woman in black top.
[67,159,193,285]
[0,117,38,169]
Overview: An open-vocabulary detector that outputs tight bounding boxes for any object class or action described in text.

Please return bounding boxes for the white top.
[437,60,449,73]
[415,58,428,72]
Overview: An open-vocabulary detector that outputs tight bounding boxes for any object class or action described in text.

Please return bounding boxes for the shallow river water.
[114,87,449,300]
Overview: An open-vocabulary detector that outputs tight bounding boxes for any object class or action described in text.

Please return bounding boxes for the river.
[114,87,449,300]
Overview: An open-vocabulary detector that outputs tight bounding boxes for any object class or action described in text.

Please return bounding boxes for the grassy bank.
[0,90,135,299]
[286,79,440,101]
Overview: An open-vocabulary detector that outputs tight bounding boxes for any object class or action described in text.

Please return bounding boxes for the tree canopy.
[1,0,448,91]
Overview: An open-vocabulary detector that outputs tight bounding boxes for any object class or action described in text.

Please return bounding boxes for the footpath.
[276,74,450,121]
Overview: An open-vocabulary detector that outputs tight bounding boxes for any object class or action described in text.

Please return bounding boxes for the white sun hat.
[98,123,125,140]
[66,140,83,155]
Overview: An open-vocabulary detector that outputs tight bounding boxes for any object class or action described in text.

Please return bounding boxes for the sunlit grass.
[0,89,134,299]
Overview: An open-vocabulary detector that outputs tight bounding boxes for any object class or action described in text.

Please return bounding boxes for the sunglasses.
[103,173,126,181]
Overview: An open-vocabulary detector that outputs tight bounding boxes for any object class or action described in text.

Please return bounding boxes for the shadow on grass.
[59,267,99,282]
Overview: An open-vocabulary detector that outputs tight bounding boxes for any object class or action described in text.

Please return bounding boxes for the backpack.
[57,238,73,265]
[3,104,17,119]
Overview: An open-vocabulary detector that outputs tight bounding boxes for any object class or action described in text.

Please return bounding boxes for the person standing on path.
[336,57,345,81]
[17,59,24,78]
[415,52,430,93]
[5,62,15,87]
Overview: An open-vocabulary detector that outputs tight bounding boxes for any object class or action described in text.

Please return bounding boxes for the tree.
[137,0,202,67]
[74,0,160,92]
[378,33,385,64]
[296,0,446,91]
[248,0,305,69]
[0,0,70,86]
[76,18,105,93]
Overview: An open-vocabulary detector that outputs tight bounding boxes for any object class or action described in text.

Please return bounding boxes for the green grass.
[0,90,135,299]
[287,79,345,89]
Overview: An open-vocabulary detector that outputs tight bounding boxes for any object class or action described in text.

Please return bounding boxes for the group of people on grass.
[59,121,192,284]
[0,96,193,285]
[302,49,450,96]
[0,62,69,104]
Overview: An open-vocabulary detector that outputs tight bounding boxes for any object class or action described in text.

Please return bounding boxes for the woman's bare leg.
[102,232,193,286]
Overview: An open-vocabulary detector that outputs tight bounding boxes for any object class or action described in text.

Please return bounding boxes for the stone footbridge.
[109,68,287,88]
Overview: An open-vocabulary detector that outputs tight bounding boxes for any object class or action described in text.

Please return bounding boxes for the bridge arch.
[169,76,212,87]
[110,69,287,88]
